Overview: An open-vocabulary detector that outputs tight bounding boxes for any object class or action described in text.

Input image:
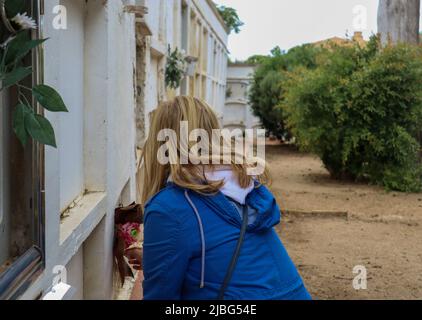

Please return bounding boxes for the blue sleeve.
[142,205,191,300]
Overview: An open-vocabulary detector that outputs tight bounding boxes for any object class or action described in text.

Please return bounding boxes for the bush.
[249,44,322,139]
[250,69,286,139]
[283,37,422,192]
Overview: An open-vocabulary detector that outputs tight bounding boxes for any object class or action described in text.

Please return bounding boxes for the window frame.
[0,0,46,300]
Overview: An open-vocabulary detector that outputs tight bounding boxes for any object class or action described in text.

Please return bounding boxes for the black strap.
[218,205,249,300]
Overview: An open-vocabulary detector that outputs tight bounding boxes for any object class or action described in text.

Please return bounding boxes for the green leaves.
[12,38,47,65]
[10,84,67,147]
[12,104,57,148]
[13,104,30,146]
[28,84,69,146]
[1,66,32,89]
[32,85,68,112]
[5,31,47,66]
[215,4,244,34]
[25,113,57,148]
[165,46,187,89]
[0,12,65,149]
[4,0,25,18]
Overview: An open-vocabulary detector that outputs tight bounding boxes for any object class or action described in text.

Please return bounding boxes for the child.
[140,96,311,300]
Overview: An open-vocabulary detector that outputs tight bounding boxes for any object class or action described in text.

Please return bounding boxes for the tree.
[215,4,244,34]
[246,55,268,65]
[249,45,322,139]
[378,0,421,45]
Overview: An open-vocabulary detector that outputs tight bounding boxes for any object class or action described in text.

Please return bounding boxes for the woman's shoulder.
[143,184,200,238]
[249,183,277,202]
[144,184,189,217]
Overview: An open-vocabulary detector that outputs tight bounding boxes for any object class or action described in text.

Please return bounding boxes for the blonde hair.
[140,96,269,205]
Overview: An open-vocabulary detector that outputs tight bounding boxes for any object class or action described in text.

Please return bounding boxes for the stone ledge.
[59,192,107,266]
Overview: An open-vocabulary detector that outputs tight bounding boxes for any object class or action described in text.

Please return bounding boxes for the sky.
[216,0,395,61]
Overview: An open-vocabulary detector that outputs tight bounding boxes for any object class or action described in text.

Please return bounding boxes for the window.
[201,75,207,100]
[158,0,166,42]
[189,13,199,57]
[180,2,189,95]
[181,2,188,51]
[212,39,217,78]
[0,1,44,299]
[201,29,208,73]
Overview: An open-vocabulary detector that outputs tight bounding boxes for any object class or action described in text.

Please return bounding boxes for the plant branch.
[17,86,32,108]
[17,83,32,92]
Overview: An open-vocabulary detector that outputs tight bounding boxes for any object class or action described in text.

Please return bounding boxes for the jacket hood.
[167,168,281,232]
[199,169,281,233]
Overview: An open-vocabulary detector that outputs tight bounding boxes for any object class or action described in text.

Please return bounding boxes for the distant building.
[223,63,261,134]
[313,31,366,48]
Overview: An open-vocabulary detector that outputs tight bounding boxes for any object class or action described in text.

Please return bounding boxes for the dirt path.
[267,145,422,300]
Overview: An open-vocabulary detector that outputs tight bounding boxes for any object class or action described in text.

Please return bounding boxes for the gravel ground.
[268,145,422,300]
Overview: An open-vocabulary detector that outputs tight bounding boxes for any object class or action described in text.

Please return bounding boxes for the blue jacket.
[142,183,311,300]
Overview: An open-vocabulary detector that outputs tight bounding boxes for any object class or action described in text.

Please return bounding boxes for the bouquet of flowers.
[114,202,143,286]
[165,45,187,89]
[117,222,142,249]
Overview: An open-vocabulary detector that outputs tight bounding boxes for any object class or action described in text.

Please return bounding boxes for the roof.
[228,62,257,67]
[313,32,367,48]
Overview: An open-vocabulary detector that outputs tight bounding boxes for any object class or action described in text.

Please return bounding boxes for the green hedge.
[283,37,422,192]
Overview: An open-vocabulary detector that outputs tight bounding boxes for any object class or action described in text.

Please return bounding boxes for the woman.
[140,96,311,300]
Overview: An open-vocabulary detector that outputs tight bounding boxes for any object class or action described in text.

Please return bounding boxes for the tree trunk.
[378,0,420,45]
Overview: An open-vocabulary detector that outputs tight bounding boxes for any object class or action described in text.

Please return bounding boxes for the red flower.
[117,222,141,248]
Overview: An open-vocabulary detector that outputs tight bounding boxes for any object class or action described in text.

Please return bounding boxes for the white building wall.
[21,0,137,300]
[138,0,229,145]
[224,64,261,131]
[58,0,85,212]
[18,0,228,299]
